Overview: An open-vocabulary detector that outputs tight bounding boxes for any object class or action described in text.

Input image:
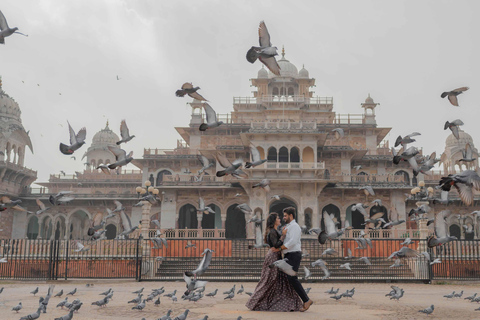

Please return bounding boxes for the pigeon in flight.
[427,210,457,248]
[444,119,464,139]
[199,104,223,131]
[458,143,476,162]
[439,170,480,206]
[185,240,196,249]
[185,248,214,278]
[245,145,267,168]
[0,10,28,44]
[236,203,253,215]
[59,121,86,155]
[246,21,280,76]
[116,210,139,239]
[74,241,89,253]
[331,128,344,140]
[197,197,215,214]
[318,211,345,244]
[215,153,242,177]
[248,221,268,249]
[116,120,135,145]
[197,154,214,175]
[359,186,375,196]
[176,83,207,101]
[252,179,271,192]
[359,256,372,265]
[311,259,330,280]
[107,146,133,169]
[49,191,74,206]
[441,87,469,106]
[388,247,419,260]
[33,199,49,215]
[430,258,441,265]
[269,258,296,276]
[394,132,421,148]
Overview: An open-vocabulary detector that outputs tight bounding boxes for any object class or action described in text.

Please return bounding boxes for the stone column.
[221,215,226,229]
[141,202,152,239]
[197,214,203,230]
[416,201,429,253]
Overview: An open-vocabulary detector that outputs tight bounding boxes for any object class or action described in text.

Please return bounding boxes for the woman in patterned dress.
[246,213,303,312]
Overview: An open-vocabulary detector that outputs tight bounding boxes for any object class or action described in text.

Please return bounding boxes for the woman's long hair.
[264,213,278,243]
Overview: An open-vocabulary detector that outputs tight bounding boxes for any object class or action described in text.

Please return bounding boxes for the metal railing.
[429,240,480,280]
[233,96,333,105]
[259,162,325,170]
[147,229,226,239]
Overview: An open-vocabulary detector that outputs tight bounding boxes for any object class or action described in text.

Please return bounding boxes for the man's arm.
[280,227,288,250]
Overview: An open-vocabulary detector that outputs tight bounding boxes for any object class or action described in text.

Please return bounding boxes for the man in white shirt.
[279,207,313,311]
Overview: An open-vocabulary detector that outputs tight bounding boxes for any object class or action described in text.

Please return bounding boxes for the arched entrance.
[321,204,341,230]
[346,204,365,229]
[69,211,90,240]
[202,204,221,229]
[395,170,410,185]
[304,208,313,230]
[178,204,198,229]
[156,170,172,185]
[54,216,66,240]
[270,197,297,226]
[105,224,117,239]
[40,216,53,240]
[225,204,246,239]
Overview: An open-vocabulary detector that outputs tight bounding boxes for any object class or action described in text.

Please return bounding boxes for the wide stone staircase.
[149,240,420,281]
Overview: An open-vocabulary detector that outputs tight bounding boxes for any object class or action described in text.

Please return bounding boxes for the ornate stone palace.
[1,51,479,241]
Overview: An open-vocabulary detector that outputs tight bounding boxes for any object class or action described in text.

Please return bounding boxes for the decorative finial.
[106,120,109,129]
[303,64,305,68]
[282,46,285,58]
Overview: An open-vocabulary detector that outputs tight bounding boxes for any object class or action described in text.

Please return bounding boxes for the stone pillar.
[197,214,203,229]
[221,215,226,229]
[416,201,429,253]
[141,202,152,239]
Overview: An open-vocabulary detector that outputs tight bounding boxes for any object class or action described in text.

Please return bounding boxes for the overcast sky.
[1,0,479,183]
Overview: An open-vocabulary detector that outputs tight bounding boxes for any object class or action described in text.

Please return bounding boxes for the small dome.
[92,122,119,146]
[257,66,268,78]
[445,129,474,150]
[298,65,309,78]
[268,47,298,78]
[364,94,374,104]
[0,80,22,122]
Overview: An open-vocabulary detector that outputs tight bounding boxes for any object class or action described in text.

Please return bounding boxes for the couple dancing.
[246,207,313,312]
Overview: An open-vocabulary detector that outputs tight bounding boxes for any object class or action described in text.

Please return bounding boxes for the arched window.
[321,204,341,231]
[290,147,300,162]
[40,217,53,240]
[256,147,265,160]
[395,170,410,185]
[156,170,172,185]
[279,147,289,162]
[54,216,66,240]
[280,87,286,96]
[178,204,198,229]
[324,169,330,179]
[304,208,313,230]
[369,205,389,227]
[346,204,364,229]
[27,216,39,239]
[272,87,279,96]
[355,172,368,183]
[449,224,461,239]
[225,204,246,239]
[303,146,314,163]
[288,87,294,96]
[267,147,277,162]
[69,211,89,240]
[105,224,117,239]
[270,197,298,226]
[202,204,221,229]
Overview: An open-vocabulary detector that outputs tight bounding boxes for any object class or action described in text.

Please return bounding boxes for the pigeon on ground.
[31,287,39,296]
[116,120,135,145]
[107,146,133,169]
[199,104,223,131]
[128,294,143,304]
[133,288,144,294]
[19,307,42,320]
[245,145,267,168]
[174,309,190,320]
[54,289,63,297]
[441,87,469,106]
[215,153,242,177]
[183,273,208,296]
[443,119,464,139]
[330,294,343,301]
[12,302,22,312]
[0,10,28,44]
[158,310,172,320]
[223,285,236,295]
[206,289,218,297]
[131,299,146,310]
[54,309,74,320]
[390,287,404,301]
[66,288,77,296]
[252,179,271,192]
[245,292,253,296]
[465,293,477,300]
[224,292,235,300]
[60,121,86,155]
[91,297,109,307]
[164,290,177,298]
[237,285,244,295]
[154,296,161,306]
[246,21,280,76]
[56,297,68,309]
[176,83,207,101]
[325,287,339,294]
[454,291,463,298]
[418,305,434,315]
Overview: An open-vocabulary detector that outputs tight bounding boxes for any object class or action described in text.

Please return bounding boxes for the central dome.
[268,48,298,78]
[445,129,474,149]
[92,122,119,146]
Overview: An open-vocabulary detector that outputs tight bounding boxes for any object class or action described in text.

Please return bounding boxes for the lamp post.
[135,180,160,240]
